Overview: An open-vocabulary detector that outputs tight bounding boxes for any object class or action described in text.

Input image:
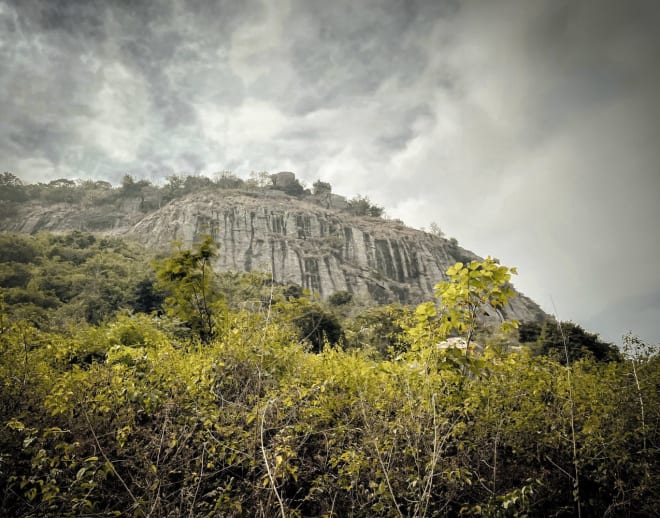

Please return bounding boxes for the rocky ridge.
[0,188,546,322]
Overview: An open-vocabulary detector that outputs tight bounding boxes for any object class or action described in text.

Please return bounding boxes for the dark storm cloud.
[288,13,420,107]
[0,0,268,179]
[1,0,451,182]
[510,0,660,145]
[1,0,659,342]
[403,0,660,343]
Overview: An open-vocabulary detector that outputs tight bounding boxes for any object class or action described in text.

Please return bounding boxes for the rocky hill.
[0,176,546,322]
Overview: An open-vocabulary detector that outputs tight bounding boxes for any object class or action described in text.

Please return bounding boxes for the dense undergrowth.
[0,232,658,517]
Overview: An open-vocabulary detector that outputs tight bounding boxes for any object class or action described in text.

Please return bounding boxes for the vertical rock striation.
[127,191,545,322]
[0,189,546,321]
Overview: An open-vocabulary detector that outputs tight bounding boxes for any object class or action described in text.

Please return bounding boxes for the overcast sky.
[2,0,659,344]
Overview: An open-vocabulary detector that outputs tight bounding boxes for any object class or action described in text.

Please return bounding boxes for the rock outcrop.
[0,189,546,322]
[129,191,545,322]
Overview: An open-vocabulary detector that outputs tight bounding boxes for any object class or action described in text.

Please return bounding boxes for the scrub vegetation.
[0,231,657,517]
[0,172,384,219]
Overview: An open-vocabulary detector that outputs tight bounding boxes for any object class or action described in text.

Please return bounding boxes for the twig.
[189,442,206,517]
[629,356,647,453]
[544,455,572,480]
[260,398,286,518]
[419,393,438,517]
[147,407,169,517]
[550,300,582,518]
[556,317,582,518]
[374,438,404,518]
[357,395,404,518]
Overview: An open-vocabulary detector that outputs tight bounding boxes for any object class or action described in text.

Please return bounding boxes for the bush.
[536,320,622,363]
[0,172,27,202]
[327,290,353,306]
[346,194,384,217]
[312,180,332,195]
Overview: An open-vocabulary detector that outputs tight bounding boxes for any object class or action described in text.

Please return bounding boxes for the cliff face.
[0,190,546,321]
[131,192,456,303]
[129,191,545,322]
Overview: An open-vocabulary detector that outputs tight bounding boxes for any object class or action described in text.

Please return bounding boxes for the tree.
[518,321,542,343]
[434,257,518,351]
[0,172,27,202]
[120,175,151,209]
[429,222,444,238]
[131,277,165,314]
[271,176,306,196]
[275,296,343,353]
[327,291,352,307]
[183,175,213,193]
[246,171,272,189]
[163,174,186,201]
[155,237,221,344]
[312,180,332,196]
[346,303,411,357]
[214,171,245,189]
[346,195,384,217]
[536,320,621,364]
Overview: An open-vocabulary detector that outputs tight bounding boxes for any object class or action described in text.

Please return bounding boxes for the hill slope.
[0,184,546,322]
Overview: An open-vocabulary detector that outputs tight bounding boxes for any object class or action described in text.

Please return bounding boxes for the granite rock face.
[0,189,546,322]
[0,198,145,234]
[127,191,545,322]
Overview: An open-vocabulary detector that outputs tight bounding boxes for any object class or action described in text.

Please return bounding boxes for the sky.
[2,0,659,345]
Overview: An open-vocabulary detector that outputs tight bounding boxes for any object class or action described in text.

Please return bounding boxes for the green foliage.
[131,276,165,314]
[163,174,186,201]
[533,320,621,364]
[346,194,384,217]
[155,237,223,344]
[0,233,39,263]
[213,171,245,189]
[0,232,153,328]
[120,174,149,197]
[0,243,657,517]
[42,178,84,204]
[271,177,306,196]
[345,303,412,358]
[327,290,353,307]
[0,172,28,202]
[216,270,276,311]
[435,257,519,349]
[429,221,444,238]
[274,296,343,352]
[518,320,542,343]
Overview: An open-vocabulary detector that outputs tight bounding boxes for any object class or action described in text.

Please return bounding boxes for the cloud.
[85,61,152,162]
[374,0,660,341]
[1,0,659,342]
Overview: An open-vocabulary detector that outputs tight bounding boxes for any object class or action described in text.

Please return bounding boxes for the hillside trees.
[537,320,621,363]
[312,180,332,195]
[346,194,384,217]
[0,172,28,202]
[0,232,152,328]
[155,236,223,344]
[214,171,245,189]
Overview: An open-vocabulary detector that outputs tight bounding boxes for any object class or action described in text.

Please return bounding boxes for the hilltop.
[0,171,545,323]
